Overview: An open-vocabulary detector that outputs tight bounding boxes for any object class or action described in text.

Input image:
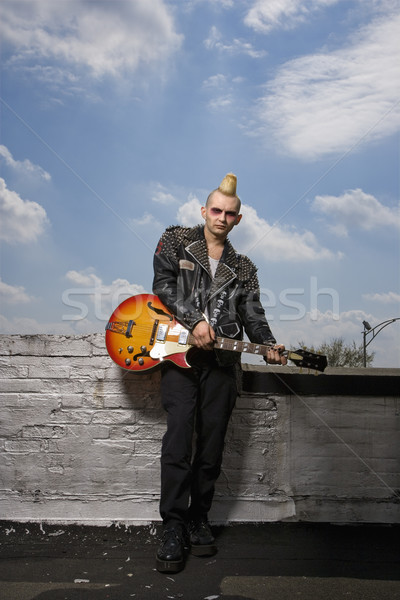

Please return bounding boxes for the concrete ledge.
[0,493,296,526]
[242,364,400,395]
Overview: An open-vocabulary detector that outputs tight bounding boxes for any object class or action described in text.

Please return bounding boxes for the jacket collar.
[185,226,238,300]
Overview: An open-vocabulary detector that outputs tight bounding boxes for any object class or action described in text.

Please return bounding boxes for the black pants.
[159,353,238,527]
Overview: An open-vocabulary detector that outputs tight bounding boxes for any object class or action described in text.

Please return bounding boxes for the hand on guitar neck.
[264,344,287,365]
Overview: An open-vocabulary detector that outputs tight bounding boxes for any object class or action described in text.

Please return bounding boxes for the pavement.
[0,521,399,600]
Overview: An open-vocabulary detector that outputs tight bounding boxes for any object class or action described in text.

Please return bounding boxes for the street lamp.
[362,318,400,367]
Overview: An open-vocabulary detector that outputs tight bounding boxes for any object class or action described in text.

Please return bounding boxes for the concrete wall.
[0,334,399,525]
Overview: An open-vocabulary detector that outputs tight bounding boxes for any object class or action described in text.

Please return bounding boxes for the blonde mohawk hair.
[218,172,237,196]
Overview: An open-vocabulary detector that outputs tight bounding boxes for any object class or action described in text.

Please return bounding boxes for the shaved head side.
[206,189,241,212]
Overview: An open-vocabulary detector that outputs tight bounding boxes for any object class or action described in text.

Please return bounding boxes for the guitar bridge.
[105,321,135,337]
[125,320,135,338]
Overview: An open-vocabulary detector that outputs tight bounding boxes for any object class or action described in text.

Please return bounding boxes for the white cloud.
[194,0,234,7]
[65,269,102,288]
[273,308,361,352]
[241,302,400,367]
[231,204,337,261]
[129,212,164,234]
[312,188,400,235]
[177,196,203,226]
[0,145,51,181]
[0,0,183,82]
[255,13,400,159]
[244,0,342,33]
[0,178,49,244]
[202,74,229,89]
[175,198,336,261]
[151,184,178,205]
[63,269,147,323]
[208,95,233,111]
[131,213,163,228]
[363,291,400,304]
[202,72,244,111]
[0,314,77,335]
[0,278,33,304]
[270,307,400,367]
[204,25,266,58]
[182,0,234,9]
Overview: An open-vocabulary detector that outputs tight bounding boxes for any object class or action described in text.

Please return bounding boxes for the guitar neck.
[188,334,282,358]
[186,333,326,371]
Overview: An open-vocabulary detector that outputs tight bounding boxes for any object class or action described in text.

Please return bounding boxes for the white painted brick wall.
[0,334,399,525]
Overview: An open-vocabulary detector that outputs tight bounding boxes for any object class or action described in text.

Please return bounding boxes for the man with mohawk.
[153,173,286,573]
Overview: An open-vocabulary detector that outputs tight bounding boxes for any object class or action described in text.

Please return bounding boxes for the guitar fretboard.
[188,334,283,357]
[214,337,274,356]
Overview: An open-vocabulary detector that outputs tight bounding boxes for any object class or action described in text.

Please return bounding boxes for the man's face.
[201,190,242,239]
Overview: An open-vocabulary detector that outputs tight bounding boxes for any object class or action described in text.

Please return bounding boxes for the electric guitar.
[105,294,327,373]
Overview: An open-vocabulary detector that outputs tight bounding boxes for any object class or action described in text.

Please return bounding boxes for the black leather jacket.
[152,225,276,366]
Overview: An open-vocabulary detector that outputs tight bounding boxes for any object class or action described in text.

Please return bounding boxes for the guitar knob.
[140,346,147,352]
[127,346,133,353]
[125,358,131,366]
[138,358,144,366]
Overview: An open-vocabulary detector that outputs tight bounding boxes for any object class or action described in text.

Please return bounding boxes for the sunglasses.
[209,207,238,219]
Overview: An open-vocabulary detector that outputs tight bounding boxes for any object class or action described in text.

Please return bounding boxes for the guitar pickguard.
[150,340,191,360]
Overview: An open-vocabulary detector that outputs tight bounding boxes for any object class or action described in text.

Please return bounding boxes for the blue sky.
[0,0,399,367]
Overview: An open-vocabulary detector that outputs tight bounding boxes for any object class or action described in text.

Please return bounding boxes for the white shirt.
[209,256,219,278]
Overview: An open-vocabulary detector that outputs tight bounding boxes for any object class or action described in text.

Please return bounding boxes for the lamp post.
[362,318,400,367]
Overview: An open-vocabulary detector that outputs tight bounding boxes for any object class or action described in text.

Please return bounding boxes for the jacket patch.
[217,322,241,338]
[179,259,195,271]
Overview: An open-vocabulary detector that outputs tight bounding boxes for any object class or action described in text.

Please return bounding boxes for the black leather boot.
[189,519,217,557]
[156,525,188,573]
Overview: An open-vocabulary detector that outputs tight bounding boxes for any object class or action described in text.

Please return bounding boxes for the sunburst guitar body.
[105,294,192,371]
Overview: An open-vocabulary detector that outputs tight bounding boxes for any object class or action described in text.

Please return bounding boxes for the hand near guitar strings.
[191,320,215,350]
[192,320,287,365]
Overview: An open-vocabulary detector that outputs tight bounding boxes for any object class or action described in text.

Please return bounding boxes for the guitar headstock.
[287,348,328,373]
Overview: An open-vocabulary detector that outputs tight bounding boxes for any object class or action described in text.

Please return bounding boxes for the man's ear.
[201,206,206,219]
[235,214,242,225]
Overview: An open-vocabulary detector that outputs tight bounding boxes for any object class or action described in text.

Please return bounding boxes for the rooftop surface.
[0,521,399,600]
